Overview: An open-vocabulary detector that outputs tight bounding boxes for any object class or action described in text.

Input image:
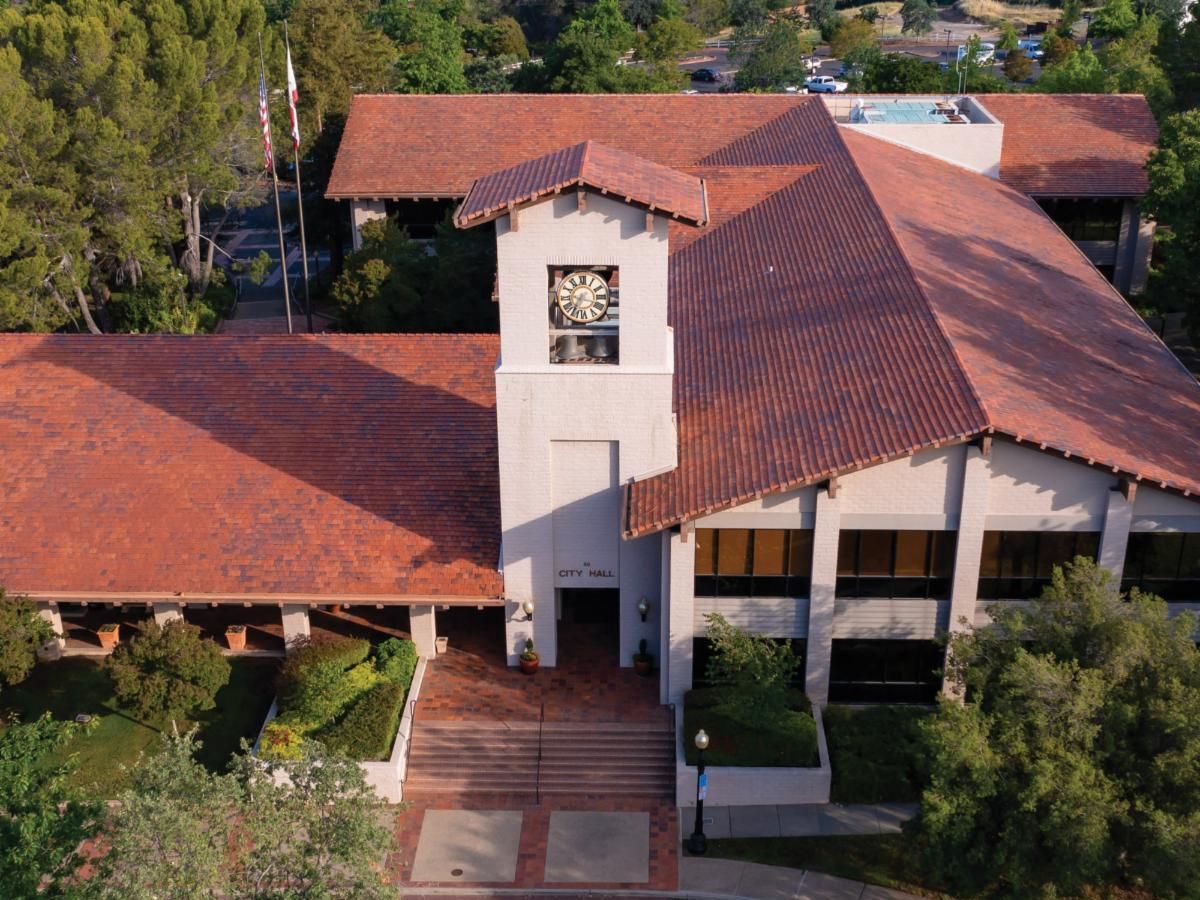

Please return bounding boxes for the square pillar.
[280,604,310,651]
[153,602,185,627]
[350,199,387,251]
[409,605,437,658]
[944,444,992,697]
[805,485,841,707]
[37,602,65,649]
[665,528,696,705]
[1098,486,1134,581]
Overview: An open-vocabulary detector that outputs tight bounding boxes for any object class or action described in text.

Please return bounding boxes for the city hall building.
[1,93,1196,716]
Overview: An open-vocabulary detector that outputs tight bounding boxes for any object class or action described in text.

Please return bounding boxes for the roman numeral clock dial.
[556,271,610,324]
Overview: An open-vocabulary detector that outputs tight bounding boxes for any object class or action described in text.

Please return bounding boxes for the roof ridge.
[836,128,994,431]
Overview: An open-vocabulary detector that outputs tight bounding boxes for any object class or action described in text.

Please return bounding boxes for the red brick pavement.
[389,794,678,892]
[417,608,667,724]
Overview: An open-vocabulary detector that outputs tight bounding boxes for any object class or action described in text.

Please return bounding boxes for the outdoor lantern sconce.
[637,597,650,622]
[519,599,535,620]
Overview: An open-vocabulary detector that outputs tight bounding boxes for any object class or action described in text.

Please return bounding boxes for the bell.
[554,335,586,361]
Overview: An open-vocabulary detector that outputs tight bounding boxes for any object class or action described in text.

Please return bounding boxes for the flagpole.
[285,22,313,334]
[258,32,293,335]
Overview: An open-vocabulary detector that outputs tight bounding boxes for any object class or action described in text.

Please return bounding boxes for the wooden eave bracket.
[1120,478,1138,502]
[826,476,839,499]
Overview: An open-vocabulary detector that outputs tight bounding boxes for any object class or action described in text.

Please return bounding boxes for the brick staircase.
[404,718,676,799]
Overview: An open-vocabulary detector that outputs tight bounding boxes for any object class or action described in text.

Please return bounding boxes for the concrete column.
[1129,209,1155,296]
[37,602,65,649]
[152,602,185,627]
[409,605,437,658]
[665,528,696,705]
[280,604,310,651]
[350,199,387,251]
[1098,487,1134,582]
[943,444,992,697]
[1113,199,1138,294]
[805,485,841,707]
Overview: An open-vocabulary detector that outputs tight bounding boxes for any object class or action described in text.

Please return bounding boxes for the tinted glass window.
[829,639,944,703]
[1121,532,1200,601]
[695,529,815,598]
[836,531,957,600]
[979,531,1103,600]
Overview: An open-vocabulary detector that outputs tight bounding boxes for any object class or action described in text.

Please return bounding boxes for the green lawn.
[708,835,951,898]
[0,656,277,797]
[823,704,932,803]
[683,688,819,767]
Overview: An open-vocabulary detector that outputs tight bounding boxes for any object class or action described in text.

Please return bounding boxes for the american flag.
[285,39,300,150]
[258,70,273,171]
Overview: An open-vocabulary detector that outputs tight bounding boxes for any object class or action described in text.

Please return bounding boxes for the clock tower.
[454,141,707,668]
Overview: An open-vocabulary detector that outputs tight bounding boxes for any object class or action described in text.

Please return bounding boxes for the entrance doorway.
[558,588,620,665]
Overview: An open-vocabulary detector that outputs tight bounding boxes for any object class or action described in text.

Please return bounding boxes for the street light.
[944,28,952,49]
[687,729,710,856]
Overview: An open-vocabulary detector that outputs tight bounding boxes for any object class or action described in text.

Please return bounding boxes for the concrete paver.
[543,810,649,884]
[679,856,924,900]
[797,870,866,899]
[678,855,746,894]
[778,804,822,837]
[728,805,781,838]
[820,805,880,837]
[410,810,523,883]
[736,861,806,900]
[873,804,918,835]
[684,803,917,839]
[698,805,733,839]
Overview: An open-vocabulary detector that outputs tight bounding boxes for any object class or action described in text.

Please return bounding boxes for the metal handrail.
[535,702,545,805]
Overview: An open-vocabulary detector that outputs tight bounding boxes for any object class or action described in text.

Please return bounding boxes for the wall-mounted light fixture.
[518,599,535,621]
[637,596,650,622]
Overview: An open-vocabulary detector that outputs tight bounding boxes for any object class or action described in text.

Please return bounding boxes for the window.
[835,531,956,599]
[1122,532,1200,602]
[829,640,944,703]
[1036,197,1124,242]
[694,528,813,597]
[977,530,1101,600]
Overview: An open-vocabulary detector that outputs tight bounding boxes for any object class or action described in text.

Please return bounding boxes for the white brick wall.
[804,486,841,706]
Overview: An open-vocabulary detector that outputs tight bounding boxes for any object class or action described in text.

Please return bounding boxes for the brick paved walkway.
[416,608,665,723]
[390,795,678,891]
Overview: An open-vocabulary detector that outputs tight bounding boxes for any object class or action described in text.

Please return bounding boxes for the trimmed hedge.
[318,680,406,760]
[683,687,819,767]
[277,638,372,725]
[376,637,418,686]
[824,704,932,803]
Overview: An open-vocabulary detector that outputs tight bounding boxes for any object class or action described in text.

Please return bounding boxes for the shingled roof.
[455,140,708,227]
[0,335,503,601]
[982,94,1158,197]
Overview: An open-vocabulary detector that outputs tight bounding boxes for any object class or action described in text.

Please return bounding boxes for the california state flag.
[285,38,300,150]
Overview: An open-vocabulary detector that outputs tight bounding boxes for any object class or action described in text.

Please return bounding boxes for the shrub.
[106,620,231,721]
[259,719,307,761]
[277,638,372,724]
[317,681,406,761]
[683,687,819,767]
[0,589,55,690]
[825,705,932,802]
[375,638,417,687]
[703,613,803,729]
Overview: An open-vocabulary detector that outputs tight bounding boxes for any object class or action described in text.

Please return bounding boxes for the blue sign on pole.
[698,772,708,801]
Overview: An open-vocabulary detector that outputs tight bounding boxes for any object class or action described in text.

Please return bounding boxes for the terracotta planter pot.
[225,627,247,651]
[97,625,119,650]
[633,656,654,677]
[519,656,539,675]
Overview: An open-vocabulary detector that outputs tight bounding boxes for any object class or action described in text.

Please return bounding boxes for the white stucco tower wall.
[492,194,676,666]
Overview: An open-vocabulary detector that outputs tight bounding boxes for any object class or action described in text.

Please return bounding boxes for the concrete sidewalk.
[679,804,917,840]
[681,856,921,900]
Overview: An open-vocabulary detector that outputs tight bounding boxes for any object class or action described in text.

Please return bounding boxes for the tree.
[1003,46,1034,81]
[85,731,396,898]
[378,0,470,93]
[0,715,100,898]
[733,19,814,90]
[483,16,531,58]
[862,51,944,92]
[0,590,54,690]
[1057,0,1083,37]
[917,559,1200,897]
[636,0,702,87]
[900,0,936,35]
[289,0,395,139]
[683,0,732,33]
[106,619,231,723]
[1144,109,1200,338]
[830,18,878,60]
[538,0,642,92]
[465,54,518,90]
[996,20,1020,52]
[1100,18,1175,117]
[807,0,838,31]
[703,613,802,729]
[731,0,770,29]
[1092,0,1139,40]
[1040,31,1078,66]
[856,6,881,24]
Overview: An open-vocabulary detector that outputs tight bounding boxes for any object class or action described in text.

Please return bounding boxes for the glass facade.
[694,528,813,597]
[1121,532,1200,601]
[829,639,944,703]
[977,530,1100,600]
[1036,197,1124,242]
[835,530,956,599]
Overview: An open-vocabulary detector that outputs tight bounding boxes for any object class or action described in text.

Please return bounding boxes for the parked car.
[1017,38,1044,59]
[691,68,721,82]
[805,75,848,93]
[805,57,822,73]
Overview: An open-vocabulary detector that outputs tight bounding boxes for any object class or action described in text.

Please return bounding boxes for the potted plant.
[633,638,654,676]
[519,638,539,675]
[97,623,119,650]
[225,624,247,651]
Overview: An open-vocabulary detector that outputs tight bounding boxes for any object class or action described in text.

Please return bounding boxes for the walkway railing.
[535,701,545,805]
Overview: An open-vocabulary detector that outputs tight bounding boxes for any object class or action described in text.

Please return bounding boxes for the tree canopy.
[917,558,1200,897]
[733,20,814,91]
[105,619,232,722]
[0,590,55,690]
[1144,108,1200,339]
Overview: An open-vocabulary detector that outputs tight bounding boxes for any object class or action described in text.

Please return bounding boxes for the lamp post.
[687,729,710,856]
[944,28,952,50]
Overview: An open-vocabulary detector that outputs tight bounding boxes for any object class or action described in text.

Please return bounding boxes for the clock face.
[556,271,610,324]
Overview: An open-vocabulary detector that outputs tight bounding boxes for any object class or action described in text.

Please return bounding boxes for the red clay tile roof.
[0,334,503,600]
[455,140,708,227]
[325,94,818,198]
[844,129,1200,497]
[981,94,1158,197]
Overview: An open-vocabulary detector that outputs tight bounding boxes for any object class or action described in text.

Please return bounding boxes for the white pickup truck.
[805,75,848,93]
